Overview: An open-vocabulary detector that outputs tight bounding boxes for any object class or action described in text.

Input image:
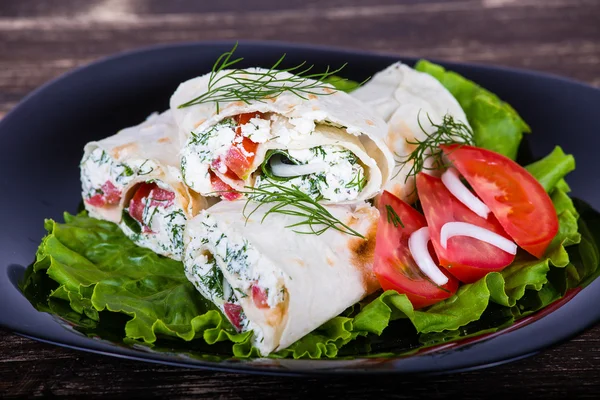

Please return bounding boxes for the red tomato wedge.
[441,144,559,258]
[417,172,515,283]
[251,285,269,309]
[209,171,241,201]
[373,191,458,309]
[416,172,516,283]
[223,112,263,179]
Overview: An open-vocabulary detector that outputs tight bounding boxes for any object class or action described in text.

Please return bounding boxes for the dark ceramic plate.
[1,41,600,376]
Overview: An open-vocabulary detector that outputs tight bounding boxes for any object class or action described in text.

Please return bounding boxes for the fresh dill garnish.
[385,205,404,228]
[223,180,366,239]
[394,112,474,182]
[177,42,349,112]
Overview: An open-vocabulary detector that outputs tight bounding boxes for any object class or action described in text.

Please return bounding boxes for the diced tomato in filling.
[220,112,263,180]
[209,171,241,201]
[86,194,106,207]
[224,302,243,330]
[85,180,122,207]
[102,181,121,205]
[128,183,176,232]
[251,285,269,309]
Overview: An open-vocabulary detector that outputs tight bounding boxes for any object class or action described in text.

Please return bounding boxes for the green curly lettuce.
[415,60,531,160]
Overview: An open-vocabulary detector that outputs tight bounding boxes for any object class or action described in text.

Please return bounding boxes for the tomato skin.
[252,285,269,309]
[209,171,241,201]
[416,172,515,283]
[441,144,559,258]
[223,302,243,331]
[373,191,458,309]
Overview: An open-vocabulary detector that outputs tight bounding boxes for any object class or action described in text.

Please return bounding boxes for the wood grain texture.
[1,0,599,398]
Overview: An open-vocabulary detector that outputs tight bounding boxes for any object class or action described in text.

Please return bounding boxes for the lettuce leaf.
[415,60,530,160]
[526,146,576,193]
[321,75,361,93]
[20,212,360,359]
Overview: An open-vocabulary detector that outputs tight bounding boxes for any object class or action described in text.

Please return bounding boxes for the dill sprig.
[177,42,349,112]
[230,180,365,239]
[385,205,404,228]
[394,112,474,182]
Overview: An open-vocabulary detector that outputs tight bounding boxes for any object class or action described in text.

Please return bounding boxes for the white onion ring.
[269,155,328,178]
[440,222,517,255]
[442,168,490,219]
[408,227,449,286]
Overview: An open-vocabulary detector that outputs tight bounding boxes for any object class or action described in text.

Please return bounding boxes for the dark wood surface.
[1,0,600,398]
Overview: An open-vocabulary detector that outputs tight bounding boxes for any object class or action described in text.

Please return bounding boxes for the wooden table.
[1,0,599,398]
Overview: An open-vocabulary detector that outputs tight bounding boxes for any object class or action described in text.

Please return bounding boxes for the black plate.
[1,41,600,376]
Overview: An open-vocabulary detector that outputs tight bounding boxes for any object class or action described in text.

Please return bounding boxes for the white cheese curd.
[184,212,287,332]
[119,182,187,260]
[257,145,366,202]
[240,117,272,143]
[180,118,238,189]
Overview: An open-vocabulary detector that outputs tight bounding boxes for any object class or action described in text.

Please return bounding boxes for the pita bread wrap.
[352,62,471,201]
[169,68,394,204]
[80,110,211,260]
[182,200,380,356]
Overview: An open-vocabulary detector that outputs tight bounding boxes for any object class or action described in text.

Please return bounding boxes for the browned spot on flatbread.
[348,221,380,294]
[110,142,138,159]
[308,94,318,100]
[193,118,207,129]
[226,101,246,109]
[312,105,320,111]
[366,119,374,126]
[265,290,289,328]
[326,256,335,267]
[157,137,171,143]
[323,87,334,94]
[292,258,305,267]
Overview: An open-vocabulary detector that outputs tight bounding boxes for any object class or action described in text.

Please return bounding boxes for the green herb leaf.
[385,204,404,228]
[238,180,366,239]
[178,42,349,111]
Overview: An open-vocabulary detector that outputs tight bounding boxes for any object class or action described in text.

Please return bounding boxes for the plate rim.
[1,39,600,376]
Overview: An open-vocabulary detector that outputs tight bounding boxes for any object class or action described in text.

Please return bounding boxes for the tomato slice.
[373,191,458,309]
[209,171,241,201]
[441,144,559,258]
[251,285,269,309]
[416,172,515,283]
[222,112,263,179]
[223,302,243,331]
